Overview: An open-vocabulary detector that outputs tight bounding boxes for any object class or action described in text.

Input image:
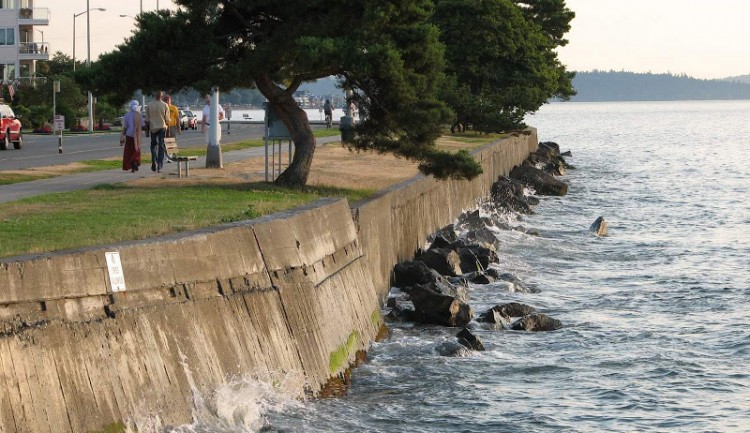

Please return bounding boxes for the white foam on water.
[124,348,307,433]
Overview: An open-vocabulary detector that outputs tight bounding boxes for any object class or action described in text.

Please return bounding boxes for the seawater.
[150,101,750,432]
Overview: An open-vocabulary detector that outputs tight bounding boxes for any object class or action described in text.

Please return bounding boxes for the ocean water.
[193,108,350,123]
[148,101,750,432]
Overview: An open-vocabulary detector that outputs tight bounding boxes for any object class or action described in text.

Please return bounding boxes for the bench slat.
[163,137,195,178]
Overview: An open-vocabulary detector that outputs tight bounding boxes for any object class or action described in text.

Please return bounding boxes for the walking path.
[0,136,341,204]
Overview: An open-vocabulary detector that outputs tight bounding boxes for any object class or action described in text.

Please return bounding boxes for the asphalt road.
[0,122,268,171]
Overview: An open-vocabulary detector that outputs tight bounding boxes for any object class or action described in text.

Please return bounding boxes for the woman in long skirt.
[121,100,143,172]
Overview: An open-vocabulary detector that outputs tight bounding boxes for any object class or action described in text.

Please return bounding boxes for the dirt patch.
[5,136,487,191]
[130,141,423,191]
[2,162,95,176]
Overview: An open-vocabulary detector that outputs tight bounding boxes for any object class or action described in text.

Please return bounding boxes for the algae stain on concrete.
[87,421,126,433]
[370,309,381,327]
[329,330,360,374]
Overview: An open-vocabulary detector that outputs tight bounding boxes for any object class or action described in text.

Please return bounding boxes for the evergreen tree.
[88,2,482,188]
[433,0,575,133]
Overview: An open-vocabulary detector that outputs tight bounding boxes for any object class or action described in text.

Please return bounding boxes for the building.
[0,0,50,86]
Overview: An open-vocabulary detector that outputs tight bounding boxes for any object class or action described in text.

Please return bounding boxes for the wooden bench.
[164,137,197,178]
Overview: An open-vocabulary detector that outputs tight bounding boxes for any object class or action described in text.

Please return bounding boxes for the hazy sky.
[559,0,750,79]
[39,0,750,80]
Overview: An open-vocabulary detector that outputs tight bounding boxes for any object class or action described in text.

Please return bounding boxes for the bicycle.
[325,112,333,129]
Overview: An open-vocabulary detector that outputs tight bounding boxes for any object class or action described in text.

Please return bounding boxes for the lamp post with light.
[72,7,104,72]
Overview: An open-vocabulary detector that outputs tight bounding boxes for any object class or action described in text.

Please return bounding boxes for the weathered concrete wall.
[354,130,537,299]
[0,131,536,432]
[0,199,381,432]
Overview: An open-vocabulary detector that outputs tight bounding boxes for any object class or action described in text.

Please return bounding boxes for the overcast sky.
[39,0,750,80]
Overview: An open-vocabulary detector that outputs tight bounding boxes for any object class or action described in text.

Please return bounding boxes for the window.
[0,64,16,84]
[0,1,17,9]
[0,29,15,46]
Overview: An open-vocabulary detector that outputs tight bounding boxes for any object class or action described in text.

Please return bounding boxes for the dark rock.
[385,291,417,322]
[457,209,495,230]
[430,273,469,302]
[456,245,498,273]
[496,273,535,293]
[590,216,608,237]
[476,309,510,328]
[490,302,536,318]
[409,284,473,327]
[509,165,568,196]
[510,313,563,332]
[435,341,472,357]
[543,158,566,176]
[416,248,463,277]
[456,328,485,351]
[431,224,459,244]
[464,227,501,248]
[429,234,453,250]
[468,272,494,285]
[526,196,541,206]
[393,261,434,288]
[539,141,560,155]
[491,176,535,214]
[561,150,572,157]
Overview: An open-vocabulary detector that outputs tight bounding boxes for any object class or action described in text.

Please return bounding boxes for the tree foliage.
[89,0,480,188]
[433,0,575,133]
[86,0,576,187]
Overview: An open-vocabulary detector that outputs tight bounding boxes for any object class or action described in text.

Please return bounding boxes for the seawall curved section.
[0,130,536,432]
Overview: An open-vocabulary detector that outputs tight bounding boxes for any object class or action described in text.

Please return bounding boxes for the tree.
[40,52,76,76]
[88,2,482,188]
[433,0,575,133]
[12,75,85,129]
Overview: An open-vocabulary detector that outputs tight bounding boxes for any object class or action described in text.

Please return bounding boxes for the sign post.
[53,80,62,153]
[105,252,127,292]
[53,114,64,154]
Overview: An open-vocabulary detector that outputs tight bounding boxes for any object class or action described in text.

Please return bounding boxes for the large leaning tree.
[87,1,482,189]
[432,0,575,133]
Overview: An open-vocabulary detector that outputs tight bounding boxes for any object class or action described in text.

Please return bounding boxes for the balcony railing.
[16,76,48,87]
[19,42,50,56]
[19,8,50,22]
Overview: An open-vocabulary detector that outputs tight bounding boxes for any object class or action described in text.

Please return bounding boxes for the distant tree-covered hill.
[570,70,750,101]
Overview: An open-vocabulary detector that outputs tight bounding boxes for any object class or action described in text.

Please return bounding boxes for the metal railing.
[18,42,49,55]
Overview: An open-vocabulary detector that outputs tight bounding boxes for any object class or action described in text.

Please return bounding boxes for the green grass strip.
[0,172,53,185]
[0,183,371,259]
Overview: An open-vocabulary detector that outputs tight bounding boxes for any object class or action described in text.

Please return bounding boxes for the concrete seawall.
[0,130,536,432]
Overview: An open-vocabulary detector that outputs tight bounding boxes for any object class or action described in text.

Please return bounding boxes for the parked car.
[0,103,23,150]
[180,110,198,130]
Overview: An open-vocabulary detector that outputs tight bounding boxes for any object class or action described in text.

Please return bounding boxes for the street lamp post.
[72,7,104,71]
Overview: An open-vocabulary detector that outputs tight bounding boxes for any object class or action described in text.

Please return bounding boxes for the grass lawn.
[0,182,372,259]
[0,129,503,258]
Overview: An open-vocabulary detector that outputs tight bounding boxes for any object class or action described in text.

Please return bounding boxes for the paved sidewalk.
[0,136,340,204]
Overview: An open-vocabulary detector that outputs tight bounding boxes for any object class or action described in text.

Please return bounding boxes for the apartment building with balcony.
[0,0,50,86]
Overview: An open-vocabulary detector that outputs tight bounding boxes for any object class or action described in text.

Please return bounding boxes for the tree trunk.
[256,75,316,189]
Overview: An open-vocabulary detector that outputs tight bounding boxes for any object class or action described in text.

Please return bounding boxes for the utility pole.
[206,87,224,168]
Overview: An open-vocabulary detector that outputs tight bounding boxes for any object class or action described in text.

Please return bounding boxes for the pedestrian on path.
[164,95,181,163]
[145,91,170,172]
[120,100,142,172]
[201,95,225,145]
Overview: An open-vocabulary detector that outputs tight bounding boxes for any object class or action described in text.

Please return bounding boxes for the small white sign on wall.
[105,252,127,292]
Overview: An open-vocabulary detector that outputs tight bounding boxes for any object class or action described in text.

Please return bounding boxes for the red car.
[0,103,23,150]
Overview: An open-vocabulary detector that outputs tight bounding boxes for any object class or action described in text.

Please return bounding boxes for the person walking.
[164,94,181,163]
[201,94,225,145]
[323,99,333,128]
[120,100,142,172]
[145,91,170,172]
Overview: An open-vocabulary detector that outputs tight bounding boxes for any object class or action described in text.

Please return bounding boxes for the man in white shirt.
[200,95,225,145]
